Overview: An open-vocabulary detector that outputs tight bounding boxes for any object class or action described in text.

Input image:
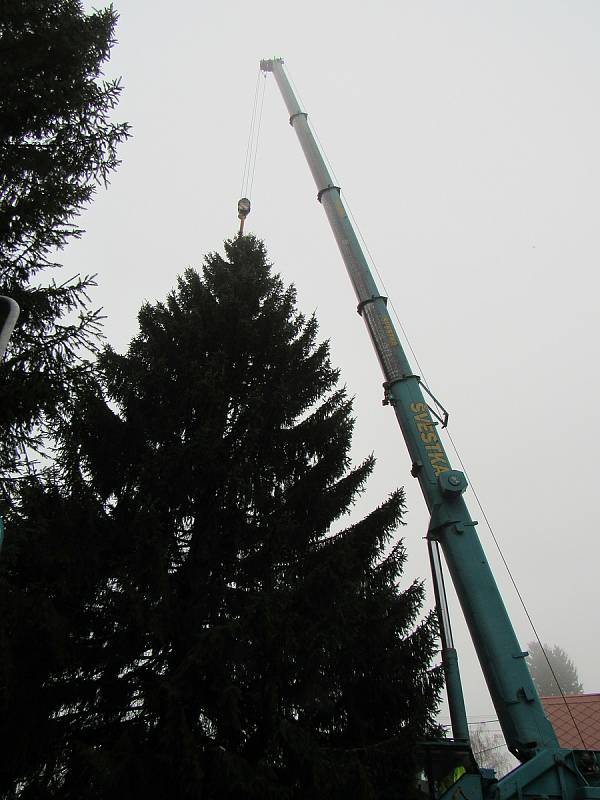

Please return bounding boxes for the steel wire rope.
[248,72,267,201]
[439,718,502,727]
[287,68,346,198]
[303,120,589,749]
[289,64,442,405]
[439,718,508,752]
[341,192,440,399]
[240,69,262,199]
[287,68,449,421]
[474,741,510,757]
[441,426,588,749]
[283,67,588,749]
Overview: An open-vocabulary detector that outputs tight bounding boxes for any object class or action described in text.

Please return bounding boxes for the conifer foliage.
[0,0,129,495]
[1,237,442,798]
[526,642,583,697]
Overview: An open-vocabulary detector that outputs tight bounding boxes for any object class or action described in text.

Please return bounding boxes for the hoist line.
[240,69,262,199]
[442,426,588,749]
[248,73,267,201]
[284,68,587,748]
[288,72,341,199]
[286,67,442,405]
[241,69,261,197]
[474,742,510,757]
[342,195,438,395]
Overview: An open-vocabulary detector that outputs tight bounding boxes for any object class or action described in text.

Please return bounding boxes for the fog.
[72,0,600,737]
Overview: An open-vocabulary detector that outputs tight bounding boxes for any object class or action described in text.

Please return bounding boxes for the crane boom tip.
[260,58,283,72]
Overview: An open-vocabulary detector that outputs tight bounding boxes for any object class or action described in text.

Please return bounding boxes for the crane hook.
[238,197,251,235]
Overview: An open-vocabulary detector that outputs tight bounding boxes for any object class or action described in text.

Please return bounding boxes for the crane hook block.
[238,197,251,220]
[237,197,251,236]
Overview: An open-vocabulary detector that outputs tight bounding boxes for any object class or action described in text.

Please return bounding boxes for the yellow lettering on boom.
[382,317,399,347]
[412,404,450,477]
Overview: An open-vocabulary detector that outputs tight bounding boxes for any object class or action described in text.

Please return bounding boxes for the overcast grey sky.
[72,0,600,734]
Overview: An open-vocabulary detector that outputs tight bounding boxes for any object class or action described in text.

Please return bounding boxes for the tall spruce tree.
[0,0,129,501]
[1,237,442,798]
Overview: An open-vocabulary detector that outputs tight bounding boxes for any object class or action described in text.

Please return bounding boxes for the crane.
[259,57,600,800]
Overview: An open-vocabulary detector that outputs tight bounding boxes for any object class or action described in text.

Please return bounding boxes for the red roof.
[541,693,600,750]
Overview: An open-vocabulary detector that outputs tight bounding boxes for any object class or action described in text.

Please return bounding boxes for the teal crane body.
[261,57,600,800]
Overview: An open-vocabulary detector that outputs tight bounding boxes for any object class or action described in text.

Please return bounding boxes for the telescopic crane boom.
[260,57,600,800]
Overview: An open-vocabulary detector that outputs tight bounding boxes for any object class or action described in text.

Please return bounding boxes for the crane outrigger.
[259,57,600,800]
